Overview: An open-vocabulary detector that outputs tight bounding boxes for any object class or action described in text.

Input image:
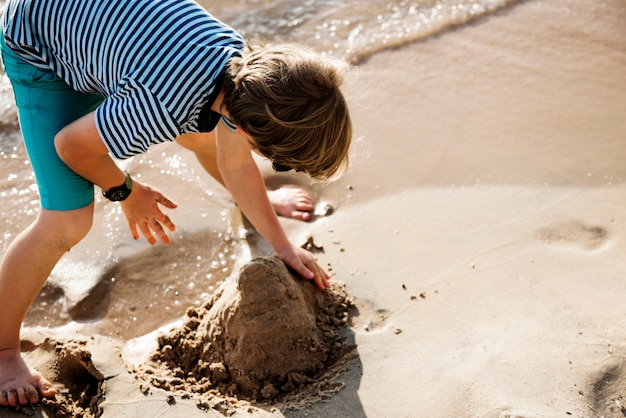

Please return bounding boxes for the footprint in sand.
[585,355,626,417]
[538,221,609,251]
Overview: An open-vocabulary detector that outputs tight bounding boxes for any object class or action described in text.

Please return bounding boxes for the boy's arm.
[176,131,224,185]
[214,122,330,290]
[54,112,177,244]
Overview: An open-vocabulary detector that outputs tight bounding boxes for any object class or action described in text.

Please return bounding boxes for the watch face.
[107,189,130,201]
[103,173,133,201]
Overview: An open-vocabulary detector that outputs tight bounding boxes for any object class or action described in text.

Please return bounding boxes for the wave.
[204,0,523,63]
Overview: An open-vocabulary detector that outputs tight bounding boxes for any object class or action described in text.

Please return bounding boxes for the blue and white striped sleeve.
[94,78,180,159]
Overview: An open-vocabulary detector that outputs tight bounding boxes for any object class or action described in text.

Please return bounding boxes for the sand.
[139,256,355,404]
[2,0,626,417]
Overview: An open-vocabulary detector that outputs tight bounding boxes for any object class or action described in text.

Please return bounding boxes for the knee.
[64,213,93,248]
[35,205,94,251]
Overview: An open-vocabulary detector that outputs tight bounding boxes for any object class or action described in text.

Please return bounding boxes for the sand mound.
[140,256,356,405]
[21,339,104,418]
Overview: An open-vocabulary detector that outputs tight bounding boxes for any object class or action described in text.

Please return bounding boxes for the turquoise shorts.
[1,31,104,210]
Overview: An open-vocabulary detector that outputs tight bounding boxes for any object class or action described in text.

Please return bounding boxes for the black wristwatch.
[102,172,133,202]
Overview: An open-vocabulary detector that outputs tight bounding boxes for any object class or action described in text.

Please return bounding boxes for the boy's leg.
[0,205,94,407]
[0,35,103,406]
[177,132,315,221]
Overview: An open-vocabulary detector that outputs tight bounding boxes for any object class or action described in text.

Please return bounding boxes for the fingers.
[298,257,330,290]
[127,220,140,241]
[152,198,177,242]
[157,195,178,210]
[280,246,331,291]
[122,188,177,244]
[137,217,172,245]
[151,218,171,245]
[308,259,331,290]
[158,213,176,233]
[138,222,158,245]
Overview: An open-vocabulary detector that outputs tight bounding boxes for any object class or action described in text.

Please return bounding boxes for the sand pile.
[20,339,105,418]
[140,256,356,406]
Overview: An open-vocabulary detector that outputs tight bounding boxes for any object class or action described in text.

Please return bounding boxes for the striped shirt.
[3,0,244,158]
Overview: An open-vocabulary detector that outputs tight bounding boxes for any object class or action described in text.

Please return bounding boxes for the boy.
[0,0,352,408]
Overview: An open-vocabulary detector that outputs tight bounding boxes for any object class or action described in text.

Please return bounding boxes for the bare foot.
[267,187,314,222]
[0,348,55,407]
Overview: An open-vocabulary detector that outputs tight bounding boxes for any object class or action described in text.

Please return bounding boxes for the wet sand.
[3,0,626,417]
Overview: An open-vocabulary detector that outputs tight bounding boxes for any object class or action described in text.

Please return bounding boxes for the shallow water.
[203,0,518,62]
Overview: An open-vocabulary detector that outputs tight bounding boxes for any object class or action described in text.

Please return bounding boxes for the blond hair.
[222,43,352,181]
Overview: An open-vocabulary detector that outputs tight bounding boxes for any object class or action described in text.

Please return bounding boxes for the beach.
[2,0,626,416]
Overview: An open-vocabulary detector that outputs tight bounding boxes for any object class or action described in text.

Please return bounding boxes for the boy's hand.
[120,181,178,244]
[277,244,331,290]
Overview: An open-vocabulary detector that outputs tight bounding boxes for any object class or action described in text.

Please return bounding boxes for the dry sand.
[2,0,626,417]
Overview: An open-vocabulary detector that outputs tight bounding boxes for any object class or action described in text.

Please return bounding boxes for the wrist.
[102,171,133,201]
[274,240,296,259]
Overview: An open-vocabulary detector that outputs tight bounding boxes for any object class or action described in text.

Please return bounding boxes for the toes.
[24,386,40,404]
[296,201,314,212]
[7,388,18,407]
[293,193,314,213]
[292,211,312,222]
[38,381,55,398]
[16,387,30,405]
[268,187,315,221]
[295,193,313,207]
[0,386,41,407]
